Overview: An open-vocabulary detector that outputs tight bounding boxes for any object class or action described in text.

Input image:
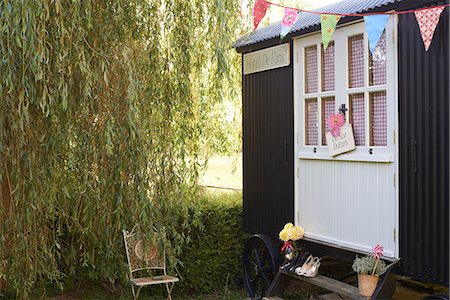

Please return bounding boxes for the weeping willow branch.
[0,0,240,297]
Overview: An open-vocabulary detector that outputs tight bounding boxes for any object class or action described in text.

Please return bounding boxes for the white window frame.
[295,18,398,163]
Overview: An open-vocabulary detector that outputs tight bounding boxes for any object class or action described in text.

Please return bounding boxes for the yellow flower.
[284,223,294,230]
[279,229,289,242]
[288,225,305,241]
[295,225,304,239]
[280,223,305,242]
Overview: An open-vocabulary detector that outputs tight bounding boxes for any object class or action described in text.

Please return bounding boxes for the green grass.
[198,154,242,190]
[36,285,247,300]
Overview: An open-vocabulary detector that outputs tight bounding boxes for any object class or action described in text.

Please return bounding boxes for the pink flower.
[327,113,345,137]
[372,244,384,260]
[282,8,298,27]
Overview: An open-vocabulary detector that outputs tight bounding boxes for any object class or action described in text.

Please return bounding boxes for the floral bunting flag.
[321,14,341,50]
[280,8,300,39]
[364,15,390,54]
[414,6,445,51]
[253,0,271,31]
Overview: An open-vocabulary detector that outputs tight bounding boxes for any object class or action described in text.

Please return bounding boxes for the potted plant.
[352,244,386,297]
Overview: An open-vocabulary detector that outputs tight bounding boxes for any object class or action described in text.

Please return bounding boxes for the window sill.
[298,151,394,163]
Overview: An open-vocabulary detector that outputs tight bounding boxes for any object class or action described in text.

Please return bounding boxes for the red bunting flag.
[414,7,445,51]
[253,0,271,30]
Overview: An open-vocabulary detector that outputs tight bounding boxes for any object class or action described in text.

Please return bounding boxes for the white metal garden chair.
[122,226,179,300]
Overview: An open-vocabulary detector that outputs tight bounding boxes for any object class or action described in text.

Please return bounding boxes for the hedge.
[176,190,246,295]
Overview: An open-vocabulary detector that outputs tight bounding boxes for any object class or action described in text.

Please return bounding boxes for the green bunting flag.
[321,14,341,50]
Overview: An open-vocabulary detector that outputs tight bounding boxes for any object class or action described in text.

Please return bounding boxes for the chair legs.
[131,282,175,299]
[131,282,175,300]
[131,284,143,300]
[165,282,175,300]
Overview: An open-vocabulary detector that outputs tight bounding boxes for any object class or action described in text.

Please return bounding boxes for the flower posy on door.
[325,113,356,156]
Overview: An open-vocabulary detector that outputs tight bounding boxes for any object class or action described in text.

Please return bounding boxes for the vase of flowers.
[352,244,386,297]
[279,222,304,260]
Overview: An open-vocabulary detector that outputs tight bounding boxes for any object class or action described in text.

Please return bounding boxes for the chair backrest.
[122,226,166,276]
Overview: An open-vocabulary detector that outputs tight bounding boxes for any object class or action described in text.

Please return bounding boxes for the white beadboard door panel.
[297,159,396,257]
[293,18,399,258]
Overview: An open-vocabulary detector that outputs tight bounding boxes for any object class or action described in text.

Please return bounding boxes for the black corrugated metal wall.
[398,6,449,286]
[242,42,294,240]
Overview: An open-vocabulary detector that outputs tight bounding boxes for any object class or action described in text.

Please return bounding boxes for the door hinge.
[393,130,396,144]
[297,164,300,178]
[394,227,396,242]
[393,173,396,188]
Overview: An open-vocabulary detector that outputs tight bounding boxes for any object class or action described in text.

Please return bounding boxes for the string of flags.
[252,0,449,52]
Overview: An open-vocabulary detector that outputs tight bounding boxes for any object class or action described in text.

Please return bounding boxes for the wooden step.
[278,269,366,300]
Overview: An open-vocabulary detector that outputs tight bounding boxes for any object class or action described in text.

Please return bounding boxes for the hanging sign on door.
[326,124,356,156]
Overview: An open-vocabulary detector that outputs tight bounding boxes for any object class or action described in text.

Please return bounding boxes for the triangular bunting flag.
[280,9,300,39]
[364,15,390,54]
[414,7,445,51]
[253,0,271,31]
[321,14,341,50]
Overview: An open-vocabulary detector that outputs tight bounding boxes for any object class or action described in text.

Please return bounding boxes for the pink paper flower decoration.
[282,8,298,27]
[327,113,345,137]
[372,244,384,260]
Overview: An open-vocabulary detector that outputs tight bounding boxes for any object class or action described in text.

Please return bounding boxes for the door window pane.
[349,94,365,146]
[370,91,387,146]
[369,31,387,86]
[305,99,318,145]
[321,97,335,145]
[321,42,335,92]
[348,35,364,88]
[305,46,318,93]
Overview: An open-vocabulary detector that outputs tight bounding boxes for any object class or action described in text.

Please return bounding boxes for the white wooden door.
[293,19,399,258]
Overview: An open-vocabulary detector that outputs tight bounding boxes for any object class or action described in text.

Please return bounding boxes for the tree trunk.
[0,169,12,292]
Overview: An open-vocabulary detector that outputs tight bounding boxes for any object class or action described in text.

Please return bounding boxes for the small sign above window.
[243,44,290,75]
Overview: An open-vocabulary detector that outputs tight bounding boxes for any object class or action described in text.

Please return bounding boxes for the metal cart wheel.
[243,234,281,299]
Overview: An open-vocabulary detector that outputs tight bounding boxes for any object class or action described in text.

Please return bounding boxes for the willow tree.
[0,0,240,297]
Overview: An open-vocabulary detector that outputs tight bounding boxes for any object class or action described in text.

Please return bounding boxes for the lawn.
[198,154,242,190]
[39,286,247,300]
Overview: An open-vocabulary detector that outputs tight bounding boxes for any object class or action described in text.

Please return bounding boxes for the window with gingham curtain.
[349,94,365,146]
[369,31,387,86]
[370,91,387,146]
[305,99,318,145]
[305,46,318,93]
[322,97,335,145]
[348,35,364,88]
[321,42,335,92]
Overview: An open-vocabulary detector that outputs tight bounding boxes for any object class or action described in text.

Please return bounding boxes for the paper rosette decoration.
[372,244,384,260]
[327,113,345,137]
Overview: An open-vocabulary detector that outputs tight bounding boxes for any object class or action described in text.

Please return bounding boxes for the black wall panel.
[242,42,294,240]
[398,8,449,285]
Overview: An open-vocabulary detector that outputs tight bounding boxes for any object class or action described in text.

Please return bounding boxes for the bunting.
[364,15,390,54]
[253,0,271,30]
[414,6,445,51]
[249,1,448,52]
[321,14,341,50]
[280,8,300,39]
